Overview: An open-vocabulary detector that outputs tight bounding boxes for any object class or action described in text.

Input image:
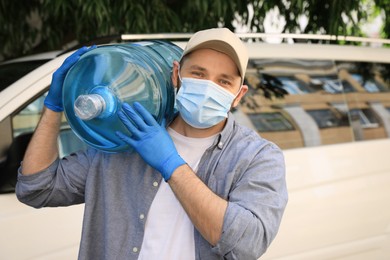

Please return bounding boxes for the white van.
[239,40,390,259]
[1,34,389,259]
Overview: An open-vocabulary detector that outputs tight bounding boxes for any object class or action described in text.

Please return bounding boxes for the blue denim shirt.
[16,114,288,260]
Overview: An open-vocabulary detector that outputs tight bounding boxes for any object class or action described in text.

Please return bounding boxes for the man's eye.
[220,79,232,86]
[191,71,204,78]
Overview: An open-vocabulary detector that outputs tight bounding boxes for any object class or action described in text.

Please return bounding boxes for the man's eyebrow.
[220,73,235,80]
[188,65,207,71]
[187,65,238,80]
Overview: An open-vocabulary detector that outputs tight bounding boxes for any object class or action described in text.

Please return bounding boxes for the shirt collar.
[213,112,235,150]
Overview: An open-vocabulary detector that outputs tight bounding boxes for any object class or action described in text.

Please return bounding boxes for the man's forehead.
[182,49,240,76]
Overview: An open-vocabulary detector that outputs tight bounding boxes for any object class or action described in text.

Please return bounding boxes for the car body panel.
[0,194,83,259]
[262,139,390,259]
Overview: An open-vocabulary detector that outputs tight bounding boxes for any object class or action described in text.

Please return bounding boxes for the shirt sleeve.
[16,148,97,208]
[212,142,288,259]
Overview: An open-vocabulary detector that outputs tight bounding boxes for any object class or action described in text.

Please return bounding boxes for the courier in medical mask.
[171,28,248,132]
[19,27,287,259]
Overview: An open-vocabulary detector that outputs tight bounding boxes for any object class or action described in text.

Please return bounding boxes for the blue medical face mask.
[176,76,240,129]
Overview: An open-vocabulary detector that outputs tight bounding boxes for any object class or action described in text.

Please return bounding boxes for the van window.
[0,93,87,193]
[306,109,348,128]
[350,108,380,128]
[247,112,295,132]
[0,60,50,91]
[240,59,390,149]
[12,93,87,157]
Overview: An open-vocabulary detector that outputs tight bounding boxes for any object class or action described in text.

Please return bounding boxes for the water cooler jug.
[62,40,183,152]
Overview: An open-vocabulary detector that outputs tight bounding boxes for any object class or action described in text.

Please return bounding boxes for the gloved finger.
[122,103,148,131]
[117,110,141,139]
[68,45,96,62]
[115,131,136,147]
[59,45,97,73]
[133,102,158,127]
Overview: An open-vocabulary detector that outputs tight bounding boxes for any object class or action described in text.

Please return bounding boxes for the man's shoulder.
[232,121,264,142]
[232,122,282,152]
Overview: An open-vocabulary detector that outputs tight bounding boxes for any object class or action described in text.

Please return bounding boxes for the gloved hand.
[44,45,96,112]
[116,102,186,181]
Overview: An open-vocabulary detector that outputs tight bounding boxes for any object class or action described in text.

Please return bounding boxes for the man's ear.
[171,60,180,88]
[232,84,248,108]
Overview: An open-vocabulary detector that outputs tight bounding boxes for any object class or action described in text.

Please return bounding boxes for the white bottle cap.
[74,94,106,120]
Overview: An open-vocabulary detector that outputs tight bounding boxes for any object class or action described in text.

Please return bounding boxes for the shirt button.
[153,181,158,187]
[139,214,145,220]
[218,142,224,148]
[133,247,138,253]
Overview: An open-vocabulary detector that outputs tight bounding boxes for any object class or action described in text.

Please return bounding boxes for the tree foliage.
[374,0,390,38]
[0,0,389,60]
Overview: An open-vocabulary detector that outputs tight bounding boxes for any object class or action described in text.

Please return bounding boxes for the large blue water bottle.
[62,40,183,152]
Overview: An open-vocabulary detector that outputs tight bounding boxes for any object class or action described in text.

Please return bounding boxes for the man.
[16,28,287,259]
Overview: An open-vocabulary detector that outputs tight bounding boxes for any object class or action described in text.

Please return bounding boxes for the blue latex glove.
[44,46,96,112]
[116,102,186,181]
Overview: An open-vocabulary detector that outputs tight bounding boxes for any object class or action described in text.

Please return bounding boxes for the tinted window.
[310,76,343,93]
[241,58,390,150]
[278,76,312,94]
[341,80,356,93]
[350,108,380,128]
[0,60,49,91]
[12,93,87,156]
[306,109,348,128]
[0,93,87,193]
[248,112,294,132]
[351,74,384,93]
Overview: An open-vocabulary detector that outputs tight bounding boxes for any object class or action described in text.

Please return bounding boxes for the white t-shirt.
[137,128,218,260]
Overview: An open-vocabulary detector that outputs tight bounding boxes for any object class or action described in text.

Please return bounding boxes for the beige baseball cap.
[181,28,248,81]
